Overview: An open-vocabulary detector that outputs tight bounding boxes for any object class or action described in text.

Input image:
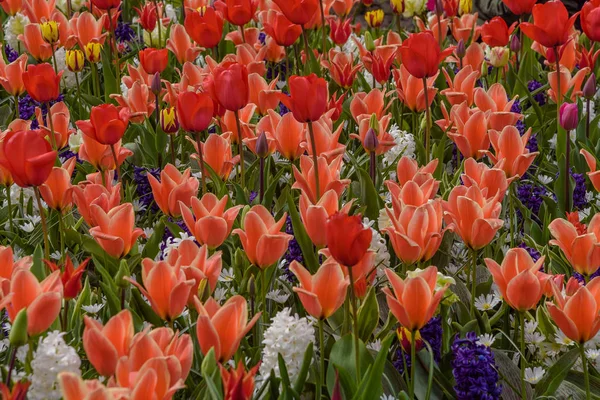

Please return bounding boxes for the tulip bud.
[362,0,373,6]
[84,42,103,63]
[247,274,255,298]
[369,113,379,132]
[115,260,130,289]
[436,0,443,16]
[364,31,375,52]
[9,309,28,347]
[255,131,269,158]
[559,102,579,131]
[510,34,521,54]
[480,61,489,77]
[487,47,510,68]
[40,21,60,45]
[456,39,466,59]
[397,326,424,353]
[365,9,384,28]
[364,128,379,153]
[66,49,85,72]
[151,72,162,95]
[160,107,179,134]
[390,0,404,14]
[197,279,210,302]
[201,348,218,377]
[583,73,596,100]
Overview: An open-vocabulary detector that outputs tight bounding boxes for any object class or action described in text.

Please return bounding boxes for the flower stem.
[581,343,591,400]
[519,311,527,400]
[369,151,376,187]
[5,346,17,385]
[259,156,265,203]
[169,134,176,165]
[422,77,431,162]
[409,330,416,400]
[509,183,515,247]
[57,210,65,261]
[109,144,122,198]
[34,186,50,261]
[307,121,321,200]
[13,95,19,120]
[555,48,569,213]
[108,8,120,88]
[46,102,58,150]
[318,0,327,58]
[74,72,83,118]
[318,318,325,400]
[346,265,361,380]
[5,185,13,232]
[233,110,245,187]
[470,248,477,317]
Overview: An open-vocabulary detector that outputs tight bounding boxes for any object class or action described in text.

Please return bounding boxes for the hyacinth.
[574,269,600,284]
[527,80,546,106]
[282,215,303,282]
[28,331,81,400]
[510,99,526,136]
[393,316,442,374]
[4,44,18,63]
[260,308,315,382]
[19,94,65,128]
[115,22,137,44]
[518,242,541,263]
[517,182,548,221]
[133,165,161,212]
[571,171,588,210]
[452,332,502,400]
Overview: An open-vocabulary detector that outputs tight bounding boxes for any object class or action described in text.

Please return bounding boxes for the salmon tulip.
[280,74,328,123]
[38,157,76,212]
[350,89,387,122]
[220,362,259,400]
[485,248,545,311]
[22,63,62,103]
[89,203,145,258]
[326,212,372,267]
[272,0,319,26]
[289,259,349,319]
[292,155,350,204]
[233,205,292,268]
[184,7,224,49]
[299,189,352,247]
[190,132,240,180]
[548,67,590,103]
[36,101,75,149]
[383,266,448,330]
[139,47,169,75]
[399,32,454,79]
[148,164,199,217]
[0,54,27,96]
[76,104,131,146]
[487,126,539,178]
[72,180,121,226]
[78,136,132,172]
[194,295,260,361]
[266,111,307,161]
[580,149,600,192]
[520,1,578,48]
[167,24,202,64]
[393,65,439,112]
[473,83,522,131]
[18,25,53,62]
[461,158,510,201]
[440,66,479,106]
[82,310,134,376]
[0,129,57,188]
[445,106,490,159]
[180,193,243,249]
[549,214,600,276]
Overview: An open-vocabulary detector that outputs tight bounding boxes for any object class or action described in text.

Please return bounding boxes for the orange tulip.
[521,1,578,49]
[386,178,438,207]
[0,246,32,294]
[76,104,131,146]
[399,32,453,79]
[548,67,590,103]
[166,24,201,64]
[299,189,352,247]
[487,126,539,178]
[444,184,503,250]
[35,101,74,149]
[280,74,329,123]
[292,155,350,204]
[461,158,510,201]
[59,372,128,400]
[127,258,195,321]
[143,327,194,380]
[547,277,600,343]
[72,180,121,226]
[0,269,63,336]
[0,129,57,188]
[22,63,62,103]
[82,310,134,376]
[233,205,292,268]
[67,12,107,49]
[220,362,260,400]
[248,73,280,116]
[0,54,27,96]
[474,83,522,131]
[323,50,362,90]
[0,381,30,400]
[289,259,349,319]
[304,114,345,161]
[111,81,155,123]
[219,103,255,144]
[89,203,145,258]
[393,65,438,112]
[184,7,224,49]
[38,156,76,212]
[18,24,53,62]
[414,15,449,45]
[0,0,22,15]
[394,156,439,189]
[352,114,397,155]
[445,105,490,159]
[451,14,480,43]
[261,111,306,161]
[78,136,132,172]
[177,91,214,133]
[440,66,479,106]
[350,88,387,122]
[325,212,372,267]
[194,295,260,361]
[549,214,600,276]
[180,193,243,249]
[580,149,600,192]
[44,256,89,300]
[190,132,239,180]
[272,0,319,26]
[148,164,199,217]
[383,266,448,330]
[485,248,545,311]
[261,9,302,47]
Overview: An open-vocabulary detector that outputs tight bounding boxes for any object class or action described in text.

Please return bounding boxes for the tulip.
[40,20,59,44]
[280,74,328,123]
[394,156,439,188]
[0,246,32,291]
[220,362,259,400]
[212,62,249,112]
[35,101,74,149]
[299,189,352,247]
[184,7,224,49]
[365,9,384,28]
[248,73,281,116]
[233,205,292,268]
[134,2,157,32]
[582,0,600,43]
[160,106,179,134]
[18,24,53,62]
[559,103,579,131]
[0,382,29,400]
[76,104,130,146]
[580,149,600,193]
[485,248,545,311]
[461,158,510,201]
[180,193,243,249]
[383,266,448,330]
[22,63,62,104]
[72,180,121,226]
[78,136,132,172]
[549,214,600,277]
[144,327,194,380]
[139,47,168,75]
[166,24,201,64]
[176,91,214,133]
[84,42,102,63]
[44,256,89,300]
[351,114,397,155]
[487,46,510,68]
[261,10,302,47]
[292,155,350,204]
[194,295,260,361]
[268,111,307,162]
[88,203,145,258]
[443,184,503,250]
[445,107,490,159]
[290,259,349,319]
[329,17,352,45]
[0,54,27,97]
[325,212,372,267]
[386,178,438,207]
[399,32,453,79]
[0,130,57,188]
[82,310,134,376]
[548,67,590,104]
[0,269,63,336]
[38,157,76,212]
[501,0,536,15]
[393,65,439,112]
[91,0,120,10]
[473,84,522,131]
[520,1,578,49]
[224,0,257,28]
[272,0,319,26]
[440,66,479,107]
[487,126,539,178]
[584,73,597,99]
[126,258,195,321]
[481,16,514,48]
[65,49,84,72]
[148,164,199,217]
[0,0,22,15]
[323,50,362,90]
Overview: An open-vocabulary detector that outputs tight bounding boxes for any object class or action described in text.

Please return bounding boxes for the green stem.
[520,312,527,400]
[346,265,361,380]
[307,121,321,200]
[318,318,325,400]
[46,102,58,150]
[57,210,65,261]
[169,134,176,165]
[422,77,431,162]
[318,0,327,57]
[108,8,120,89]
[92,64,101,98]
[13,95,19,120]
[75,72,83,118]
[409,330,416,399]
[110,144,122,199]
[5,185,13,232]
[34,187,50,261]
[555,48,569,213]
[581,343,591,400]
[194,131,206,194]
[470,248,477,317]
[509,184,515,247]
[233,110,245,187]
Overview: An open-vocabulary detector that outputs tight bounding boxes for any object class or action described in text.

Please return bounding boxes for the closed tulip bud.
[480,61,489,77]
[364,31,375,52]
[197,279,210,302]
[510,34,521,53]
[66,49,84,72]
[559,102,579,131]
[584,73,596,100]
[201,348,218,377]
[247,274,255,298]
[84,42,102,63]
[9,309,28,347]
[390,0,404,14]
[397,327,423,353]
[40,21,59,44]
[115,260,130,289]
[456,39,466,59]
[365,9,384,28]
[160,107,179,134]
[255,131,269,158]
[151,71,162,95]
[488,47,510,68]
[364,128,379,153]
[436,0,443,15]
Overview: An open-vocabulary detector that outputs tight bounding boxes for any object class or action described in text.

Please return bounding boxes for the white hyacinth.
[260,308,315,382]
[28,331,81,400]
[402,0,426,17]
[4,13,30,53]
[383,125,416,176]
[56,0,86,13]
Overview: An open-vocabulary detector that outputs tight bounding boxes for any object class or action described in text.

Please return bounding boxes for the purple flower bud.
[559,102,578,131]
[436,0,443,15]
[510,34,521,53]
[151,71,162,94]
[456,39,466,58]
[583,73,596,99]
[364,128,379,153]
[256,131,269,158]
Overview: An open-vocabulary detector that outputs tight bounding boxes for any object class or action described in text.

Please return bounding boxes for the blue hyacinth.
[393,316,442,375]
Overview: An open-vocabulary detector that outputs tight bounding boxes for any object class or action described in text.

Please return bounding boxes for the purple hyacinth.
[525,134,538,153]
[452,332,502,400]
[4,44,18,63]
[19,93,64,128]
[517,182,547,217]
[393,316,442,374]
[518,242,541,263]
[133,166,161,212]
[249,191,258,203]
[510,99,526,136]
[527,80,546,106]
[282,216,303,282]
[573,269,600,284]
[159,217,194,259]
[572,171,588,210]
[115,22,137,43]
[258,32,266,45]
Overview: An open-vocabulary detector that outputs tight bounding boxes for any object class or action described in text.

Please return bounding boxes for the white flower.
[378,207,392,231]
[162,235,195,259]
[549,134,558,149]
[370,228,390,272]
[56,0,86,12]
[19,221,35,233]
[213,287,228,303]
[165,4,178,21]
[28,331,81,400]
[4,13,30,53]
[586,348,600,362]
[538,175,553,185]
[525,320,539,335]
[524,367,545,384]
[383,125,416,172]
[474,294,501,311]
[266,289,290,304]
[525,332,546,346]
[380,395,397,400]
[81,303,104,314]
[26,214,42,225]
[133,199,147,213]
[219,268,235,283]
[342,33,363,58]
[402,0,426,17]
[478,334,496,347]
[260,308,315,382]
[143,227,155,238]
[50,251,62,260]
[555,331,575,347]
[69,130,83,153]
[367,339,382,352]
[0,339,9,354]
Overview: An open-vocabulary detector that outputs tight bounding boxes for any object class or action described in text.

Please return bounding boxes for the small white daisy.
[478,334,496,347]
[524,367,545,384]
[81,303,105,314]
[266,289,289,304]
[474,294,501,311]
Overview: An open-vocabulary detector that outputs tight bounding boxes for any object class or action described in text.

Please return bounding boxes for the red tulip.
[279,74,328,123]
[329,17,352,45]
[272,0,319,26]
[212,62,249,111]
[44,256,89,300]
[582,0,600,42]
[224,0,258,27]
[481,17,515,48]
[134,3,157,32]
[326,212,372,267]
[22,63,63,103]
[76,104,131,146]
[91,0,120,10]
[0,130,57,187]
[262,10,302,47]
[184,7,224,49]
[501,0,536,16]
[520,1,578,48]
[139,48,169,75]
[399,32,454,79]
[177,91,214,133]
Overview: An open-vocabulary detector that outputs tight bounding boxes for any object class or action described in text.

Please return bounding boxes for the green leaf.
[293,342,313,394]
[30,245,46,280]
[326,334,373,397]
[357,286,379,342]
[354,334,393,400]
[286,193,319,272]
[130,288,163,327]
[101,47,119,102]
[357,168,383,221]
[535,348,580,397]
[70,276,91,329]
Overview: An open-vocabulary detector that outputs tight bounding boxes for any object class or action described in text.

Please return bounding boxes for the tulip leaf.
[413,348,445,400]
[142,219,165,260]
[534,348,580,397]
[357,286,379,342]
[566,370,600,396]
[286,193,319,273]
[357,168,383,221]
[493,349,533,399]
[70,276,91,332]
[30,244,46,281]
[354,334,393,400]
[130,287,163,327]
[293,341,314,394]
[326,334,373,396]
[554,154,575,215]
[101,47,119,103]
